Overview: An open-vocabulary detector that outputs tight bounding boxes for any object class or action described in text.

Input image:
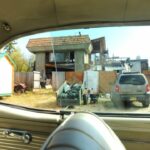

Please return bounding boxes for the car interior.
[1,0,150,150]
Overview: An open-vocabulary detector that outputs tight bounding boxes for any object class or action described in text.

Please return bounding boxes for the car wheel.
[142,96,150,107]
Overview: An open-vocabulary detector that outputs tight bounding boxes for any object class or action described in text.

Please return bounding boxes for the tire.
[142,96,150,107]
[111,97,124,108]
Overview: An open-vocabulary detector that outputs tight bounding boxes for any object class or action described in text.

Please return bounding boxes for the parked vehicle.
[111,72,150,107]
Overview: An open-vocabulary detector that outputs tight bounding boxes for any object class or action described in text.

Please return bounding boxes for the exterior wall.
[0,57,13,95]
[84,53,89,64]
[75,51,84,71]
[105,66,123,72]
[35,53,46,78]
[130,61,141,72]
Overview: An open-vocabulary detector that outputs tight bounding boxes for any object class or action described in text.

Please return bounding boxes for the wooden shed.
[0,53,15,96]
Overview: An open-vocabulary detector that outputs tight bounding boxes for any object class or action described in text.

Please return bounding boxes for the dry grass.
[0,89,60,110]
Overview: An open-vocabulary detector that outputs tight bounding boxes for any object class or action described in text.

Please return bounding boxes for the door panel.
[103,117,150,150]
[0,129,46,150]
[0,104,60,150]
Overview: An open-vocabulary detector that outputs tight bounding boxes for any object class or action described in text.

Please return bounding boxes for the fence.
[52,72,83,90]
[99,71,117,93]
[52,71,117,93]
[143,70,150,84]
[65,72,83,83]
[35,70,150,93]
[52,72,65,90]
[15,71,40,89]
[99,71,150,93]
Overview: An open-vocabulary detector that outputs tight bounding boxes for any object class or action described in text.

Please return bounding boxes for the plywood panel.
[99,71,117,93]
[143,70,150,84]
[65,72,83,83]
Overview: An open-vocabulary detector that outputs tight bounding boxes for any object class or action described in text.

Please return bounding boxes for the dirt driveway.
[70,97,150,113]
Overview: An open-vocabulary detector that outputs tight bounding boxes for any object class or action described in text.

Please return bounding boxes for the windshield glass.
[1,26,150,113]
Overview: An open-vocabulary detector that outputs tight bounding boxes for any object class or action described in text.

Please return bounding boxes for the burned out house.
[27,35,92,78]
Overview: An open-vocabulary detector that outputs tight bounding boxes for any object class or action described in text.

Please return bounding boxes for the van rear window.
[119,75,146,85]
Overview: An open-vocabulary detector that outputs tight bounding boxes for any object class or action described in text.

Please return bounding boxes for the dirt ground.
[72,98,150,113]
[0,89,60,111]
[1,89,150,113]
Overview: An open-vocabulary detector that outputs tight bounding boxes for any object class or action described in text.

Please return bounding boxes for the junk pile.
[14,83,27,93]
[57,83,82,107]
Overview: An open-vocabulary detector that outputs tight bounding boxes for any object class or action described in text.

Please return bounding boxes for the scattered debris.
[57,83,82,107]
[14,83,27,93]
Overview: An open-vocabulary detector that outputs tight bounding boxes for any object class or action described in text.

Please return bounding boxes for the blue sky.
[16,26,150,61]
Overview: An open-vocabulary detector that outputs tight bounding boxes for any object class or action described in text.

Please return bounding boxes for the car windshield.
[1,26,150,113]
[119,75,146,85]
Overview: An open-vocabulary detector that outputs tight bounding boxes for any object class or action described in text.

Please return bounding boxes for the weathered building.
[130,59,149,72]
[104,62,124,72]
[104,58,149,73]
[27,35,92,78]
[91,37,108,70]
